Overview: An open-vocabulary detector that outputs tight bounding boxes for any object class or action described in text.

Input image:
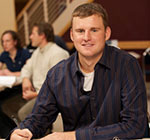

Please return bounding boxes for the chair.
[0,109,16,138]
[142,48,150,82]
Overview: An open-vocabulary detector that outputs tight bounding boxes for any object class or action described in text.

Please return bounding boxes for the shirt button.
[112,136,120,140]
[91,97,95,100]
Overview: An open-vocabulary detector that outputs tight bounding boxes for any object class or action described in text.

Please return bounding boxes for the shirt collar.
[8,49,21,60]
[97,44,111,69]
[39,42,53,53]
[16,49,22,58]
[72,52,83,77]
[72,44,111,77]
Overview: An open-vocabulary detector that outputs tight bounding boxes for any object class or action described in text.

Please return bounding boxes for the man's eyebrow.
[91,27,101,29]
[75,28,84,31]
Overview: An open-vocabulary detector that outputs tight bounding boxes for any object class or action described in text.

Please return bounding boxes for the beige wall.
[0,0,16,52]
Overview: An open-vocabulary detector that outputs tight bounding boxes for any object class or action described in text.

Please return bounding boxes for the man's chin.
[4,49,9,52]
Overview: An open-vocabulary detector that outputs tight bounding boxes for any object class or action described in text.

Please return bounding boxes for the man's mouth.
[82,44,94,47]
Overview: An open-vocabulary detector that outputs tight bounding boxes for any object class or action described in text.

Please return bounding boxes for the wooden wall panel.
[94,0,149,41]
[63,0,149,41]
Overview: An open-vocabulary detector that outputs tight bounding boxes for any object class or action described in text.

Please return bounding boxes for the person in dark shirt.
[0,30,30,138]
[0,30,31,76]
[9,2,148,140]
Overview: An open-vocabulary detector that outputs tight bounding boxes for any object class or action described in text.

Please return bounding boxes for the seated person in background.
[55,35,76,55]
[27,35,74,55]
[0,30,31,76]
[9,3,148,140]
[0,30,30,138]
[0,30,31,100]
[18,22,69,121]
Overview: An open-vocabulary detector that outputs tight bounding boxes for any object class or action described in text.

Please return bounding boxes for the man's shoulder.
[29,47,40,56]
[47,53,75,73]
[49,43,69,53]
[0,51,8,56]
[46,43,70,59]
[0,51,8,59]
[20,48,30,54]
[109,46,136,61]
[18,48,31,57]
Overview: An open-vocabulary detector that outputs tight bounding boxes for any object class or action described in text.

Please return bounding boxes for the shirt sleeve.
[0,52,6,63]
[19,73,59,138]
[76,57,148,140]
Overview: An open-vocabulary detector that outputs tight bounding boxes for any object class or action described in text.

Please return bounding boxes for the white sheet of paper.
[0,76,16,88]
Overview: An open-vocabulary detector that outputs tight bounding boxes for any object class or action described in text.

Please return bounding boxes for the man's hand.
[2,69,21,76]
[22,78,34,92]
[10,128,32,140]
[39,132,76,140]
[0,70,4,75]
[23,90,37,100]
[22,78,36,100]
[1,69,12,75]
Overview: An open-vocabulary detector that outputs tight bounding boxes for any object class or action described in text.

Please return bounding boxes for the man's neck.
[9,49,17,61]
[39,40,48,49]
[78,54,102,73]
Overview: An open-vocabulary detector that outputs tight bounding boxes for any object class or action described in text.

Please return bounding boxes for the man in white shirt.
[18,22,69,121]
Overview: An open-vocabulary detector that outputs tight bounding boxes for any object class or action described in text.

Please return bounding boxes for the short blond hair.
[71,3,109,29]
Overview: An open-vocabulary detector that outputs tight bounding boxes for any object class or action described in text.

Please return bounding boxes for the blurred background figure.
[54,35,70,53]
[0,30,31,100]
[27,35,75,55]
[18,22,69,121]
[0,30,31,76]
[0,30,31,138]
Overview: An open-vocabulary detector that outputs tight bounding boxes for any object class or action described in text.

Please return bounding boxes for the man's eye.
[77,29,84,33]
[92,29,97,32]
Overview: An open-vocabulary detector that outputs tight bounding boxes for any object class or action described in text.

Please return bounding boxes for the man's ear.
[70,28,74,42]
[105,26,111,41]
[14,40,17,46]
[40,33,45,39]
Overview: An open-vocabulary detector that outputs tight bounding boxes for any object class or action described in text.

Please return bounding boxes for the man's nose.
[29,34,32,39]
[83,31,91,41]
[3,41,6,46]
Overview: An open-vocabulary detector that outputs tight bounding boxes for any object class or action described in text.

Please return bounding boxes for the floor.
[1,91,64,133]
[1,93,26,121]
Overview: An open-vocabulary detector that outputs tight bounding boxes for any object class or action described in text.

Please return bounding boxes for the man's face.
[70,14,111,60]
[29,26,43,47]
[1,33,17,52]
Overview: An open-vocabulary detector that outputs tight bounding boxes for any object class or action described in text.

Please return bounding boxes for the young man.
[9,3,147,140]
[17,22,69,121]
